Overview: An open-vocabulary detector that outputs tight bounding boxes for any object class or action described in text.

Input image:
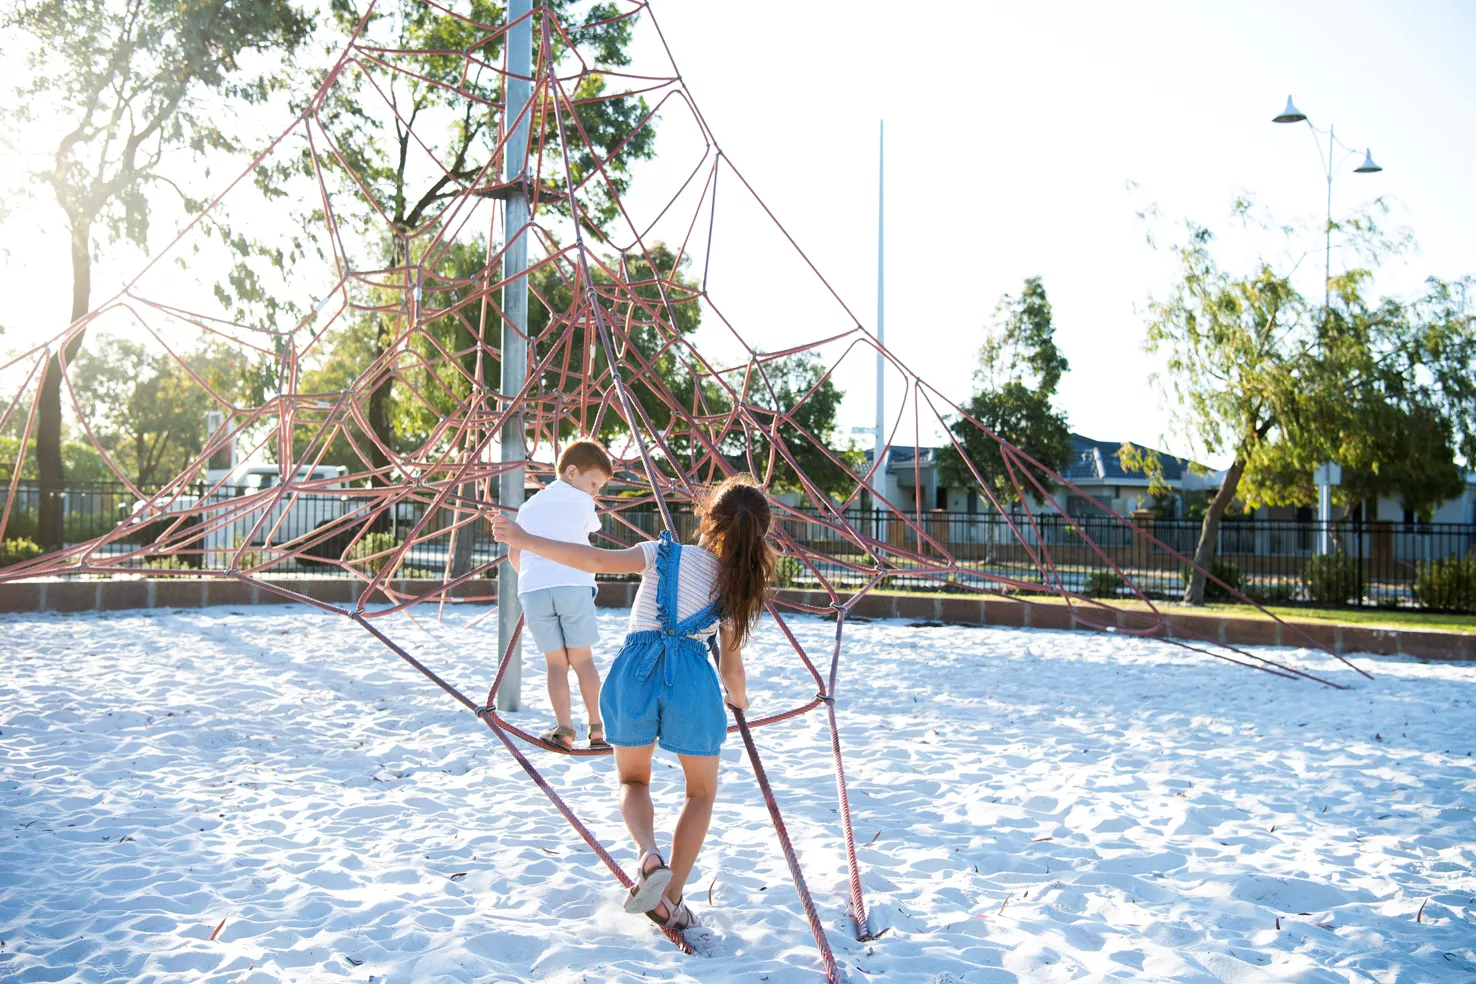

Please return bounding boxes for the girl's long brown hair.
[697,476,775,648]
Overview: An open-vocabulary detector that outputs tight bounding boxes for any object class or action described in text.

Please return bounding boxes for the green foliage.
[0,439,111,484]
[722,352,860,497]
[1085,570,1121,597]
[1180,558,1241,601]
[0,537,42,568]
[1300,553,1360,605]
[773,555,804,588]
[1144,203,1476,603]
[1116,444,1173,499]
[141,555,194,571]
[349,531,400,575]
[1247,579,1298,604]
[70,337,251,485]
[1413,555,1476,611]
[938,278,1073,505]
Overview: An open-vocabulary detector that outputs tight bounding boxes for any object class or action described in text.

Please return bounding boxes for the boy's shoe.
[588,721,612,751]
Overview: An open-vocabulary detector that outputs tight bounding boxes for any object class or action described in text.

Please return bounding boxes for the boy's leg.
[543,646,574,730]
[667,753,719,904]
[566,646,602,725]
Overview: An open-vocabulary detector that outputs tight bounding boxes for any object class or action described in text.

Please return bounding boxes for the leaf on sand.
[1031,836,1053,843]
[708,878,716,905]
[1417,898,1429,923]
[998,894,1011,915]
[448,872,469,880]
[209,918,226,942]
[343,955,363,967]
[867,831,881,845]
[539,847,559,855]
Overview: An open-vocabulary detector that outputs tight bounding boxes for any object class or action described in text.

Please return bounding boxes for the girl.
[490,475,775,933]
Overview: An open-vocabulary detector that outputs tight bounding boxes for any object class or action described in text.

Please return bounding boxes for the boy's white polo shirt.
[514,479,602,594]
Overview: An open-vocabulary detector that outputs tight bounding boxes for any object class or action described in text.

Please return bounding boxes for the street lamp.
[1271,95,1384,310]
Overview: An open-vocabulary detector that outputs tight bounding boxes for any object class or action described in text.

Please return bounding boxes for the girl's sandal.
[536,724,576,750]
[587,721,612,751]
[646,894,698,933]
[623,850,673,914]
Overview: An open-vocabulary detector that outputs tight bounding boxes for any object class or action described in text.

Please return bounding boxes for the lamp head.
[1273,95,1307,124]
[1353,149,1383,173]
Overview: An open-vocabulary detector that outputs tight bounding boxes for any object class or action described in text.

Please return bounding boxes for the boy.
[510,439,614,750]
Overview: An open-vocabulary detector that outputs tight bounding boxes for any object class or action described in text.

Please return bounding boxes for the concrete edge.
[0,578,1467,662]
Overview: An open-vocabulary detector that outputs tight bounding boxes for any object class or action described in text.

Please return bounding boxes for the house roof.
[1064,434,1194,484]
[863,434,1201,486]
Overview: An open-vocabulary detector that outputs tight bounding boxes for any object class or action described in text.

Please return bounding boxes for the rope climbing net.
[0,3,1371,980]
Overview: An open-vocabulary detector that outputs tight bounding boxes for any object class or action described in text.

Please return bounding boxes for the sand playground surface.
[3,605,1474,983]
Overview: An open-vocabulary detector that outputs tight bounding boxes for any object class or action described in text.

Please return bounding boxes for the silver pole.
[1324,123,1334,313]
[496,0,533,712]
[874,120,885,537]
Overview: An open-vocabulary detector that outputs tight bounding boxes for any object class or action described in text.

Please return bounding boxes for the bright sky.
[3,1,1474,469]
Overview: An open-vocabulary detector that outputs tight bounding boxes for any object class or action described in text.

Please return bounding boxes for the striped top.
[627,539,724,640]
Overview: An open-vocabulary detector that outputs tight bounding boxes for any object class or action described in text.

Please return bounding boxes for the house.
[861,434,1215,518]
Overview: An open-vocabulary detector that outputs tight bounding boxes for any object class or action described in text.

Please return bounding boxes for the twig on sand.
[1417,898,1429,923]
[209,918,226,942]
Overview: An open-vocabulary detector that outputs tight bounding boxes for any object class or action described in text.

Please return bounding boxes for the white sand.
[2,605,1473,983]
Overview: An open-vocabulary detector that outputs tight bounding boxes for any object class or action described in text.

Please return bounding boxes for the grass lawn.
[841,587,1476,635]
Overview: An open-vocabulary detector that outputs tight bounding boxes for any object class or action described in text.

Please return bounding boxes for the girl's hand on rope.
[490,512,526,547]
[725,689,750,713]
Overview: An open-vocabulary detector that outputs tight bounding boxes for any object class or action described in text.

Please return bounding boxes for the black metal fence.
[768,507,1476,613]
[5,483,1475,613]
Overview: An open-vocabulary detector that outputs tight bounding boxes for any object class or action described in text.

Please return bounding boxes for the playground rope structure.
[0,3,1372,980]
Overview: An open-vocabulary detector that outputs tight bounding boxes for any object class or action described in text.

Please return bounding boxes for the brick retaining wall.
[0,577,1468,662]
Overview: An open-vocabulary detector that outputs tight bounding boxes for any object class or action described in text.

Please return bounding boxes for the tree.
[309,0,655,484]
[938,277,1073,508]
[722,352,858,499]
[71,337,245,486]
[5,0,311,549]
[1144,217,1476,605]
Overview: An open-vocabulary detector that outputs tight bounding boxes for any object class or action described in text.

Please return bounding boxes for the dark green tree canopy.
[939,277,1074,506]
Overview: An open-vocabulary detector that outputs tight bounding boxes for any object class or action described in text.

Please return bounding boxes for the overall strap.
[654,530,682,631]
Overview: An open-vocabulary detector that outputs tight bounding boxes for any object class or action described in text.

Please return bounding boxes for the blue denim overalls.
[599,532,728,756]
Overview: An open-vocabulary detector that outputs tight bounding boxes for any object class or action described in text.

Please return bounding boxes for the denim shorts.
[520,585,600,654]
[599,629,727,757]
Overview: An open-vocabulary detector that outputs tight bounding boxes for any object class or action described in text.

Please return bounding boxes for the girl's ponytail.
[699,476,775,648]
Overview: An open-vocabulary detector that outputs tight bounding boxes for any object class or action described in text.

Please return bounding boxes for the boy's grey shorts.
[520,585,601,655]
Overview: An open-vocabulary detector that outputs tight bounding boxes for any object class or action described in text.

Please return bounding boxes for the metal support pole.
[874,120,885,542]
[496,0,533,712]
[1324,123,1334,313]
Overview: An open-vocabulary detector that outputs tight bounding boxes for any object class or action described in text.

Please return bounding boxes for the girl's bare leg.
[666,753,719,904]
[614,744,659,862]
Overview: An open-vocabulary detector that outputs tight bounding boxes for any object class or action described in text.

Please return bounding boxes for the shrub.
[1180,558,1241,600]
[142,555,193,571]
[774,555,804,588]
[1247,580,1297,605]
[0,537,43,568]
[349,531,399,575]
[1413,555,1476,610]
[1300,553,1359,605]
[1085,570,1122,597]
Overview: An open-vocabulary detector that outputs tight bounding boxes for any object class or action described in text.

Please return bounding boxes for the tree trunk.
[35,222,93,551]
[1182,456,1246,606]
[365,311,394,487]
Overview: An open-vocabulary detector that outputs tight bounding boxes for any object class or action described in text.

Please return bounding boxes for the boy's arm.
[717,624,749,711]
